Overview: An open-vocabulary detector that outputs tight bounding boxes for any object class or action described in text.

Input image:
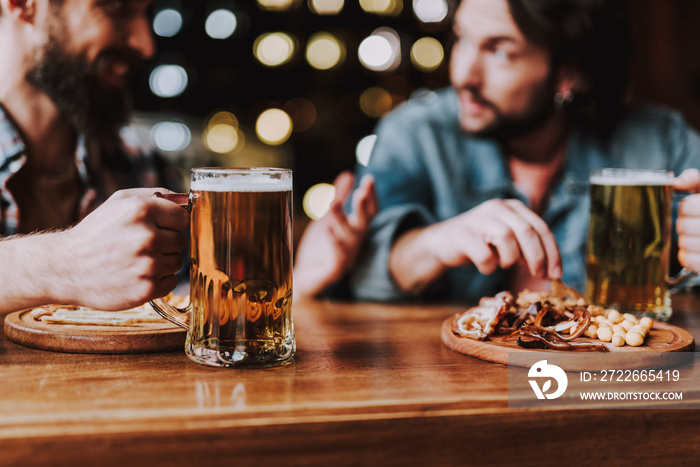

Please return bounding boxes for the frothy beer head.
[191,172,292,192]
[590,169,672,186]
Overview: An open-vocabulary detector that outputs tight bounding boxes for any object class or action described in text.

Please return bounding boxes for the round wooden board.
[441,315,695,371]
[4,310,186,354]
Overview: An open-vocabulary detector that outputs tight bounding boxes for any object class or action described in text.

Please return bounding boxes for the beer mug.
[584,168,695,321]
[152,168,295,368]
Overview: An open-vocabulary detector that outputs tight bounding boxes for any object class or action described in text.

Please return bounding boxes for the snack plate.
[4,309,186,354]
[441,314,695,371]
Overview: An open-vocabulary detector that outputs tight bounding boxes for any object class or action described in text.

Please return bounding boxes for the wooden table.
[2,294,700,466]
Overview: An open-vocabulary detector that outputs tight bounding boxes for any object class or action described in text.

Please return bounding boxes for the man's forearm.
[0,233,69,314]
[388,225,447,295]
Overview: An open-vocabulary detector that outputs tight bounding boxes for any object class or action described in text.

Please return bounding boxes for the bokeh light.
[257,0,299,11]
[306,32,345,70]
[303,183,336,220]
[209,111,239,128]
[359,0,402,15]
[410,37,444,72]
[413,0,448,23]
[205,9,238,39]
[356,134,377,166]
[150,121,191,152]
[149,65,188,98]
[360,87,393,118]
[308,0,344,15]
[204,111,243,154]
[358,28,401,72]
[254,33,296,67]
[205,125,241,154]
[153,9,182,38]
[256,109,293,145]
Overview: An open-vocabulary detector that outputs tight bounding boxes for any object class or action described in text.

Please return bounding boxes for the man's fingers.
[678,234,700,254]
[678,249,700,274]
[349,175,377,230]
[155,230,187,254]
[154,252,185,276]
[150,198,190,231]
[504,200,562,279]
[479,220,521,270]
[673,169,700,193]
[109,188,175,201]
[326,201,356,247]
[332,171,356,204]
[679,195,700,217]
[459,236,499,275]
[153,274,179,299]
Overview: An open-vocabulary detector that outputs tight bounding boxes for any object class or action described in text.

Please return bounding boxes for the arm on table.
[0,188,189,314]
[389,199,563,295]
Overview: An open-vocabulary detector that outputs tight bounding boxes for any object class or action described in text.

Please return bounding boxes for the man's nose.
[127,15,156,59]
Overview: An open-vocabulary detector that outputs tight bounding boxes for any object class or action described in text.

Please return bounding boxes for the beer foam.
[191,176,292,192]
[590,172,671,186]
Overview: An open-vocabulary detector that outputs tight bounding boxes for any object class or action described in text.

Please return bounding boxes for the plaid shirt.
[0,103,183,236]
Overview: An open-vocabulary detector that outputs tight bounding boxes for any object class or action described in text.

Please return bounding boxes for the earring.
[554,89,574,105]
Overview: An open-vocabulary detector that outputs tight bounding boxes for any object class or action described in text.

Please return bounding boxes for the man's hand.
[389,199,562,294]
[674,169,700,272]
[54,188,189,310]
[294,171,377,299]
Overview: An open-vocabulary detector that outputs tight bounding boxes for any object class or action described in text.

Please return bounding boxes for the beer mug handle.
[150,298,191,329]
[668,268,698,293]
[150,191,191,330]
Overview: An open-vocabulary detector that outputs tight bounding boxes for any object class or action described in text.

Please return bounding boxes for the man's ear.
[556,66,588,96]
[0,0,38,24]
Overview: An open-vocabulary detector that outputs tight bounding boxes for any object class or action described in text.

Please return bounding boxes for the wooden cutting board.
[4,309,186,354]
[441,314,695,371]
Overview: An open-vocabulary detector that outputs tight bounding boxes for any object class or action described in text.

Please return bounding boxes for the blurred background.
[129,0,700,238]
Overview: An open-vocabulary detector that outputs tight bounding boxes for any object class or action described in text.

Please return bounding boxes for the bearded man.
[348,0,700,302]
[0,0,188,313]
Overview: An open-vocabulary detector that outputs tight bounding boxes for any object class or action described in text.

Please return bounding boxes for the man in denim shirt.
[348,0,700,303]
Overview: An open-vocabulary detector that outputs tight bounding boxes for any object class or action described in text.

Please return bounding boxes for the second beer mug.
[584,168,694,321]
[152,168,295,368]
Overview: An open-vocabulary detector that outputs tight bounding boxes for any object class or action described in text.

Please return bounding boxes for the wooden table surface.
[2,294,700,466]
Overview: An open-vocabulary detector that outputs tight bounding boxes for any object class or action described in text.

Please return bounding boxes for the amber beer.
[584,169,673,320]
[187,168,294,367]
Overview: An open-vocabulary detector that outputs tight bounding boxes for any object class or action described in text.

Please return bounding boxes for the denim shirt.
[349,87,700,303]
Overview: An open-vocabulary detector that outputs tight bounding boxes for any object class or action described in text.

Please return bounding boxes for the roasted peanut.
[607,310,623,324]
[622,313,638,323]
[585,323,598,339]
[620,320,635,332]
[612,332,626,347]
[597,326,613,342]
[612,324,626,335]
[640,317,653,331]
[625,330,645,347]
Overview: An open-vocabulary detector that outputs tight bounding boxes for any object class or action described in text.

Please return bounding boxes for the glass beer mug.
[584,168,695,321]
[152,168,295,368]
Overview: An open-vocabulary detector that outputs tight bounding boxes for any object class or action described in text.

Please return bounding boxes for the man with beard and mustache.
[344,0,700,303]
[0,0,188,313]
